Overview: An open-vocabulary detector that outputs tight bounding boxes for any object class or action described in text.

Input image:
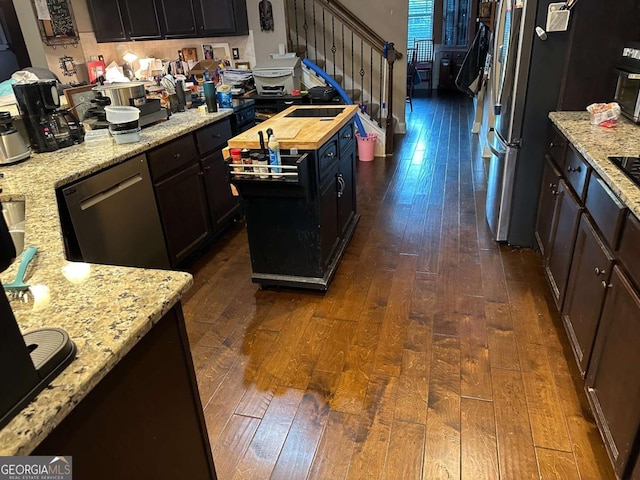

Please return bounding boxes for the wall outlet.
[546,2,570,32]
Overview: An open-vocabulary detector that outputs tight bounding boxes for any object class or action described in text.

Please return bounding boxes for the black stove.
[609,156,640,187]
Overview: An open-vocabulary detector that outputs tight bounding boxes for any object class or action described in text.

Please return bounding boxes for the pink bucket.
[356,133,377,161]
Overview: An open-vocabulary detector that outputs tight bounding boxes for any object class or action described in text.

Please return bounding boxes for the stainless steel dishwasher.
[61,154,170,269]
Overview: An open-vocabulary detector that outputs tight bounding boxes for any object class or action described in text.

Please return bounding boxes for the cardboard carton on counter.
[190,60,219,81]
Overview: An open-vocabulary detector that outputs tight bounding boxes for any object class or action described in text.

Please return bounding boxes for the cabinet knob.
[326,152,335,158]
[198,171,204,176]
[549,142,554,148]
[567,165,581,173]
[343,133,353,140]
[552,190,559,196]
[174,153,181,159]
[601,281,611,289]
[594,267,606,276]
[212,134,221,139]
[204,166,211,171]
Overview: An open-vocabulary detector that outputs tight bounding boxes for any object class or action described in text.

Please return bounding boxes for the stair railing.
[286,0,402,144]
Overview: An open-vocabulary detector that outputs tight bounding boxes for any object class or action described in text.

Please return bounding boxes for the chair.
[406,60,417,111]
[414,39,434,92]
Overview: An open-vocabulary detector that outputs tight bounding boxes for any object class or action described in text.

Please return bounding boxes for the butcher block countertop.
[227,104,359,150]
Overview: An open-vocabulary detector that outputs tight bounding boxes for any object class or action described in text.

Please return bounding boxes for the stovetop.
[609,156,640,187]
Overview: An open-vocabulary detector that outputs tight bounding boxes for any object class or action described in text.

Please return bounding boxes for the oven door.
[614,69,640,123]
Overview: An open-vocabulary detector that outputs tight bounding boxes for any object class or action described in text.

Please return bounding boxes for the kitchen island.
[541,112,640,478]
[0,108,234,479]
[227,105,359,290]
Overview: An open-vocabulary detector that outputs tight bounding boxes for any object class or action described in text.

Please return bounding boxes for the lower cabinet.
[337,140,356,236]
[319,166,340,267]
[545,179,583,309]
[535,155,561,256]
[586,265,640,478]
[561,214,613,376]
[201,150,240,231]
[154,162,212,266]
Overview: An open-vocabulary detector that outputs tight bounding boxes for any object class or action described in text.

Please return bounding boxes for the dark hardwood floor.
[182,94,615,479]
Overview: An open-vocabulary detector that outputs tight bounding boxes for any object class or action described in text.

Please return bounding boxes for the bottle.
[241,148,252,176]
[254,153,269,179]
[268,134,282,178]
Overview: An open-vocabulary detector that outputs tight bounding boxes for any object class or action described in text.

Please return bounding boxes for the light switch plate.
[546,2,570,32]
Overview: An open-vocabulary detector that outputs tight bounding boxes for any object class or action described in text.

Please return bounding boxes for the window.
[443,0,471,46]
[407,0,434,52]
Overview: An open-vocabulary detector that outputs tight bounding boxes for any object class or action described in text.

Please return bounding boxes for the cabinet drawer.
[564,145,590,201]
[338,121,355,151]
[148,134,198,181]
[548,125,567,169]
[585,173,626,250]
[318,135,339,181]
[618,213,640,289]
[195,119,232,156]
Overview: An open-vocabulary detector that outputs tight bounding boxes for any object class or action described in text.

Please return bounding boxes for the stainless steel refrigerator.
[485,0,572,246]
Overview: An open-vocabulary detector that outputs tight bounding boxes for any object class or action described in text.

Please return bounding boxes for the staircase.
[284,0,401,155]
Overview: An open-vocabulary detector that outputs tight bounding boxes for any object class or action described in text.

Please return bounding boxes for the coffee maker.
[0,111,30,165]
[12,80,84,153]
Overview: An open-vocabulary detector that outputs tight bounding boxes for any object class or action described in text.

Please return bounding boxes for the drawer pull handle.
[552,190,559,196]
[549,182,556,190]
[174,153,181,158]
[337,174,345,197]
[212,134,221,139]
[204,166,211,171]
[601,281,611,289]
[343,133,353,140]
[326,152,336,158]
[567,165,581,173]
[595,267,606,276]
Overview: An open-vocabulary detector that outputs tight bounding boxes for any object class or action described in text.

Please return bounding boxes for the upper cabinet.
[87,0,128,43]
[88,0,249,43]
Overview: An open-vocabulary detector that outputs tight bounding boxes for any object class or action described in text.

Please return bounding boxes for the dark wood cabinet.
[319,168,340,268]
[438,50,465,90]
[201,150,240,231]
[586,265,640,478]
[87,0,127,42]
[337,139,355,237]
[535,155,561,256]
[88,0,247,42]
[561,214,614,376]
[122,0,162,39]
[193,0,248,36]
[156,0,197,37]
[545,179,583,310]
[154,162,212,266]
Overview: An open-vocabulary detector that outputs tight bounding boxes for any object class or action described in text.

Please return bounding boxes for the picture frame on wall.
[202,43,232,66]
[201,44,214,60]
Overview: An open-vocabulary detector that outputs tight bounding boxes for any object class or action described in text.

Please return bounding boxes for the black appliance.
[0,203,76,429]
[609,156,640,186]
[614,43,640,124]
[12,80,84,153]
[231,98,255,135]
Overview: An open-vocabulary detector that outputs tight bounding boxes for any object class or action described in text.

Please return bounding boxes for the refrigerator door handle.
[487,128,506,157]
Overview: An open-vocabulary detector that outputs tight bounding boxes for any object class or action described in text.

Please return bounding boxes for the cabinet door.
[201,150,240,231]
[545,179,583,310]
[535,155,561,256]
[122,0,161,39]
[154,162,211,266]
[586,265,640,478]
[337,141,355,236]
[156,0,197,37]
[87,0,127,42]
[193,0,248,36]
[561,214,613,376]
[319,171,339,267]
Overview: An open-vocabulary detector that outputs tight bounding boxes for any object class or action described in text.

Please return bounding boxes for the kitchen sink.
[285,107,344,118]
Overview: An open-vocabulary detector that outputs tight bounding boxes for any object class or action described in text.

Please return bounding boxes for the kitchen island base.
[252,212,359,291]
[32,305,217,480]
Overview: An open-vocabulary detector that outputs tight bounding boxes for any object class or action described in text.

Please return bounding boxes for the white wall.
[246,0,288,64]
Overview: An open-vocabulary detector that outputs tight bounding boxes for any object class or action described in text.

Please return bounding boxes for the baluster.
[342,23,345,95]
[303,0,308,57]
[322,9,326,70]
[294,0,299,55]
[369,46,373,112]
[351,31,354,96]
[360,38,365,111]
[312,1,317,64]
[379,54,383,123]
[331,17,336,79]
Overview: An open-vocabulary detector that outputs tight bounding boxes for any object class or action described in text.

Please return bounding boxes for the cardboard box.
[190,60,219,80]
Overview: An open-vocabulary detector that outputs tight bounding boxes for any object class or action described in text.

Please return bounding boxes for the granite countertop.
[227,104,359,150]
[549,112,640,218]
[0,108,232,455]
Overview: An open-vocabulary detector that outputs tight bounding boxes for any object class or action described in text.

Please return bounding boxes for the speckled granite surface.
[0,108,232,455]
[549,112,640,218]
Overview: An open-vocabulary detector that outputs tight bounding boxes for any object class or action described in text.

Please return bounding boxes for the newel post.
[384,42,396,155]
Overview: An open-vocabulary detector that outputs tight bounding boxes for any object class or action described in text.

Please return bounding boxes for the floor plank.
[385,420,426,480]
[461,397,499,480]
